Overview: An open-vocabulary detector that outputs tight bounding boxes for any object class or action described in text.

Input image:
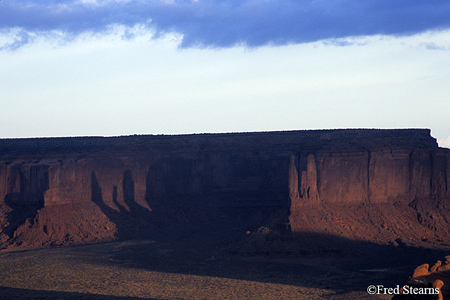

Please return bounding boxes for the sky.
[1,0,450,148]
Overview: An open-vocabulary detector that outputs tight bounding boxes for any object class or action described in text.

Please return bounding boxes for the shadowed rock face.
[0,129,449,250]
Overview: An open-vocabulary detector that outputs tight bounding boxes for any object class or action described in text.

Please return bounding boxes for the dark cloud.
[1,0,450,49]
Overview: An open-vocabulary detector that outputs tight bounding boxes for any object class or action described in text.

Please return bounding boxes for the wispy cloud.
[1,0,450,49]
[420,42,449,50]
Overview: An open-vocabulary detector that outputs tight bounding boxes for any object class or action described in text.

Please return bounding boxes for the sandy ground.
[1,237,448,300]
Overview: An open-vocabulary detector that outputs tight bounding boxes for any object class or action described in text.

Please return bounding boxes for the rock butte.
[0,129,449,253]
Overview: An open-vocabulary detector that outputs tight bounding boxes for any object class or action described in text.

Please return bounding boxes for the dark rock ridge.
[0,129,449,251]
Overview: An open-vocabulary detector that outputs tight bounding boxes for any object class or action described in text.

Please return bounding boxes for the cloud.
[420,42,449,50]
[0,29,33,51]
[439,137,450,149]
[1,0,450,49]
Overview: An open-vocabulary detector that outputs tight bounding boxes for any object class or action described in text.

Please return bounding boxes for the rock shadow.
[142,158,285,239]
[90,170,155,240]
[92,231,450,294]
[3,165,49,239]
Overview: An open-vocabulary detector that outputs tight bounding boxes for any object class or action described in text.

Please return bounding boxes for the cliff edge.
[0,129,449,253]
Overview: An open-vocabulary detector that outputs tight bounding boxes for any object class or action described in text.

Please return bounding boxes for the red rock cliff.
[0,129,448,250]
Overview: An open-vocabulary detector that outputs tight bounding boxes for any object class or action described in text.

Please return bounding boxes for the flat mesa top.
[0,129,439,156]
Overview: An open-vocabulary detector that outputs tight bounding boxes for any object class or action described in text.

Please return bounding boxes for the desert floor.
[0,236,448,300]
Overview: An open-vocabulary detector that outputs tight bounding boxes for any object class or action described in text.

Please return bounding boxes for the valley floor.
[0,238,448,300]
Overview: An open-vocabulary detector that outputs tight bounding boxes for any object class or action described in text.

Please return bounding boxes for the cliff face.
[283,146,450,253]
[0,129,448,250]
[288,148,450,207]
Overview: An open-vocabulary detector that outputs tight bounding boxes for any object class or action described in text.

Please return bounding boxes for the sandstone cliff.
[0,129,449,251]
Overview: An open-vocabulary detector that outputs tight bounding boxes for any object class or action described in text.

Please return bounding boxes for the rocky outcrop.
[392,256,450,300]
[0,129,449,250]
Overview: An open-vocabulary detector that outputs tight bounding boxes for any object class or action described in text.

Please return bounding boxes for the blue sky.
[1,0,450,147]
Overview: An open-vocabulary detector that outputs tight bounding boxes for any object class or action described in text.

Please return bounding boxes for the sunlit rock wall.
[288,147,450,207]
[0,129,448,248]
